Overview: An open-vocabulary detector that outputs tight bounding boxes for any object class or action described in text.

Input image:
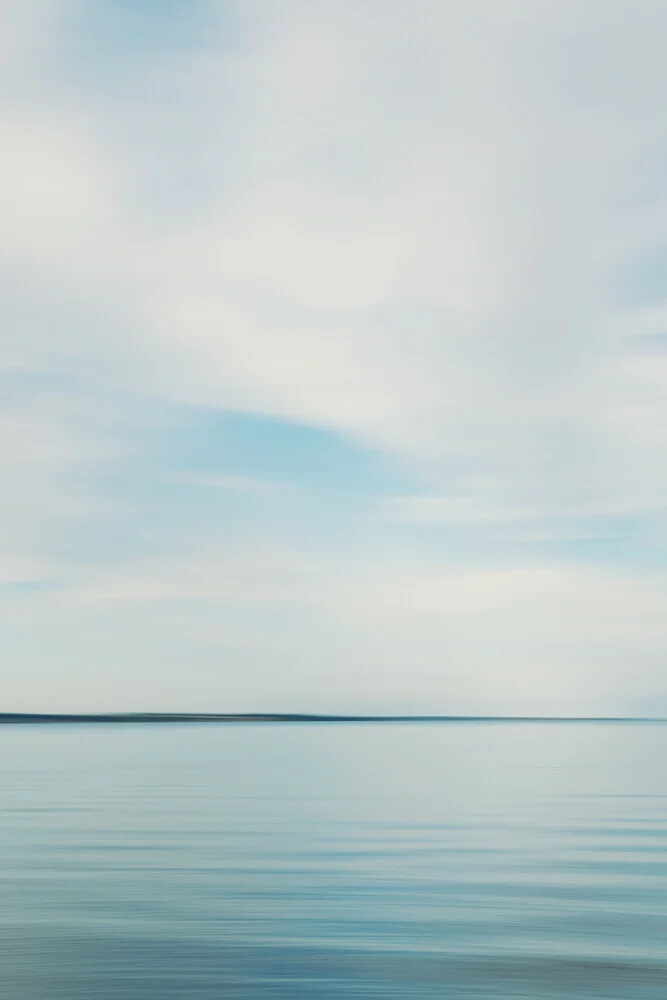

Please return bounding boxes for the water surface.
[1,722,666,998]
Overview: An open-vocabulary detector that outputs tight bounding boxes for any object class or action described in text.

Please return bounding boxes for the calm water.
[1,722,667,999]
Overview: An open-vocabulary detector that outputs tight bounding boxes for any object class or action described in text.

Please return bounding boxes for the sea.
[1,721,666,999]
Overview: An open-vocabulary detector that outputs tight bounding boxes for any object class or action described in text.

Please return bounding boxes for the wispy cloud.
[3,1,667,710]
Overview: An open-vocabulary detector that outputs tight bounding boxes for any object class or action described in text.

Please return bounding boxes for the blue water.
[1,722,666,998]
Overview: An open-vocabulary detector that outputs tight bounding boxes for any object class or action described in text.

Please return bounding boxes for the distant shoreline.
[1,713,665,725]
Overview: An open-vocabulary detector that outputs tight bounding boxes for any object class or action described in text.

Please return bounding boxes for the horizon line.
[1,712,666,725]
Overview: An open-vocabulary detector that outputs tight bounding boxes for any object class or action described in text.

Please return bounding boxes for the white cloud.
[64,3,667,512]
[0,398,106,570]
[63,539,333,606]
[0,111,118,269]
[8,535,667,713]
[3,1,667,708]
[336,559,667,713]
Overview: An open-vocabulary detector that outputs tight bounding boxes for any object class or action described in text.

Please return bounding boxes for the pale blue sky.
[3,1,667,714]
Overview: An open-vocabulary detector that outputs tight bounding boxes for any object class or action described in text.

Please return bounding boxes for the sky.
[3,0,667,715]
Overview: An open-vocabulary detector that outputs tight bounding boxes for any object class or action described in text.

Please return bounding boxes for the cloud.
[337,558,667,713]
[3,1,667,709]
[6,2,662,502]
[12,543,666,714]
[0,392,110,577]
[62,538,331,606]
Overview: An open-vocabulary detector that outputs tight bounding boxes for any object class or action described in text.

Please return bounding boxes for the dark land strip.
[1,713,665,724]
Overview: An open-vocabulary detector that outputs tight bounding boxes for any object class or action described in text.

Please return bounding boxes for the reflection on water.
[1,722,667,998]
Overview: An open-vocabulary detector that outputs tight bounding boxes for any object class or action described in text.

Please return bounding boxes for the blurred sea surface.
[2,721,667,999]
